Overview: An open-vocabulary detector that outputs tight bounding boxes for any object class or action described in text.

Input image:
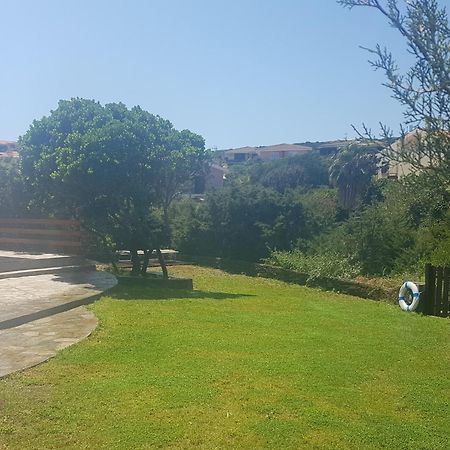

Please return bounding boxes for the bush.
[266,250,361,280]
[171,185,310,262]
[313,180,423,276]
[248,151,330,192]
[0,157,31,217]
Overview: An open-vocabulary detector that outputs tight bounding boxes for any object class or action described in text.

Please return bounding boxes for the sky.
[0,0,434,149]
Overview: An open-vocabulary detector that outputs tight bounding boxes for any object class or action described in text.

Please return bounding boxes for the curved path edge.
[0,270,117,378]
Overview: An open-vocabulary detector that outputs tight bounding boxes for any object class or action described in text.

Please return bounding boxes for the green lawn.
[1,266,450,449]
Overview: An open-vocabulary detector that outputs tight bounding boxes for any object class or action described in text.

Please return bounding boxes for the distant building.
[193,163,228,195]
[296,139,386,157]
[205,164,228,191]
[377,130,432,180]
[223,143,313,164]
[0,141,19,158]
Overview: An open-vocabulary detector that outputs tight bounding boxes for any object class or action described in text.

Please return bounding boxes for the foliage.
[169,197,211,256]
[171,184,310,261]
[266,249,361,280]
[246,151,330,192]
[0,157,30,218]
[314,176,450,275]
[417,210,450,267]
[2,265,450,449]
[430,235,450,266]
[174,152,448,276]
[329,143,379,211]
[345,201,416,275]
[339,0,450,186]
[19,98,208,273]
[294,188,338,248]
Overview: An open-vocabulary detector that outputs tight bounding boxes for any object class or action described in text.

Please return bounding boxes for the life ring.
[398,281,420,312]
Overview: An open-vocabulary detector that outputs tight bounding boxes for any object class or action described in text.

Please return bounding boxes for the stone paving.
[0,307,97,377]
[0,255,117,378]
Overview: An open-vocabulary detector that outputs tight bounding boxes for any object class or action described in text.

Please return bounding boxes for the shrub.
[0,157,31,217]
[247,151,330,192]
[171,185,310,262]
[266,250,361,280]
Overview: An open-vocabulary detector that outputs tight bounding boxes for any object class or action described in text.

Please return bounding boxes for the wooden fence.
[423,264,450,317]
[0,218,82,253]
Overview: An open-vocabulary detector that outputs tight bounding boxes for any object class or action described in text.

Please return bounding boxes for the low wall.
[0,218,83,253]
[178,254,398,303]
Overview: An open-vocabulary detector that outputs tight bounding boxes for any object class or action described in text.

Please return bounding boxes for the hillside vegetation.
[171,150,450,279]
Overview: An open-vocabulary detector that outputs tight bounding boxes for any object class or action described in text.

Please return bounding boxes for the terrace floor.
[0,251,117,377]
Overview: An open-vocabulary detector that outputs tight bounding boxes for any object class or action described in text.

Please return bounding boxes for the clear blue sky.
[0,0,433,149]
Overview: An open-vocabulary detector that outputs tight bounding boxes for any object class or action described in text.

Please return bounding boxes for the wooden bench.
[0,218,82,253]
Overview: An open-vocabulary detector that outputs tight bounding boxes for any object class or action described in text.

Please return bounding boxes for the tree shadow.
[49,270,118,291]
[48,271,254,301]
[106,285,255,301]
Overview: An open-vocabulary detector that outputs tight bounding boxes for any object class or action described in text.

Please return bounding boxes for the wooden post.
[424,264,435,316]
[443,267,450,318]
[436,267,443,316]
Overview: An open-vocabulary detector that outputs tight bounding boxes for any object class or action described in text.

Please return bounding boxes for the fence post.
[424,264,436,315]
[443,267,450,317]
[436,267,444,316]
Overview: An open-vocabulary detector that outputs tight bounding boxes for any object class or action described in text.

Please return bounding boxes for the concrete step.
[0,252,89,273]
[0,264,96,280]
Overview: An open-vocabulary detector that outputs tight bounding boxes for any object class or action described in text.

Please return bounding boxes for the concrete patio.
[0,251,117,377]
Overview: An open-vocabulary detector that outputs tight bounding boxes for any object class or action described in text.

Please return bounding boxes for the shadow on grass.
[179,256,398,302]
[106,285,254,301]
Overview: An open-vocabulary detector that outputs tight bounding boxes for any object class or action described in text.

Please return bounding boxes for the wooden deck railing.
[0,218,82,253]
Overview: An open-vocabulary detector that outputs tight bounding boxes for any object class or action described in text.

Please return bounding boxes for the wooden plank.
[424,264,436,316]
[436,267,443,316]
[0,237,81,247]
[0,227,81,238]
[0,218,79,227]
[443,267,450,318]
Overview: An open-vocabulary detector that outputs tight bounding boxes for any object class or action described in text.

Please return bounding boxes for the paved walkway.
[0,267,117,377]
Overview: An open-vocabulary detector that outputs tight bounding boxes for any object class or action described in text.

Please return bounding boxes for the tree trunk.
[163,204,171,247]
[130,249,141,275]
[141,249,150,275]
[156,248,169,280]
[111,260,118,273]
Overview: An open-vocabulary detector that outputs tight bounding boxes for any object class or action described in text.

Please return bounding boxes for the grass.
[1,265,450,449]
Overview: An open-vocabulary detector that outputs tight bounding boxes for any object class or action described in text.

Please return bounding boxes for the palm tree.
[329,144,379,211]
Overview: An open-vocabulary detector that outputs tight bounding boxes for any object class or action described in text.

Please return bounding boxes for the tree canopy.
[339,0,450,186]
[247,152,330,193]
[0,156,29,218]
[329,144,379,211]
[19,98,209,273]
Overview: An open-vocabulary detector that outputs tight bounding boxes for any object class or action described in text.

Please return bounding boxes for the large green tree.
[20,98,208,275]
[338,0,450,186]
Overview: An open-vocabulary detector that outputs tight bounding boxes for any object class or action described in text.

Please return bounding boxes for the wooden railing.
[0,218,82,253]
[424,264,450,317]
